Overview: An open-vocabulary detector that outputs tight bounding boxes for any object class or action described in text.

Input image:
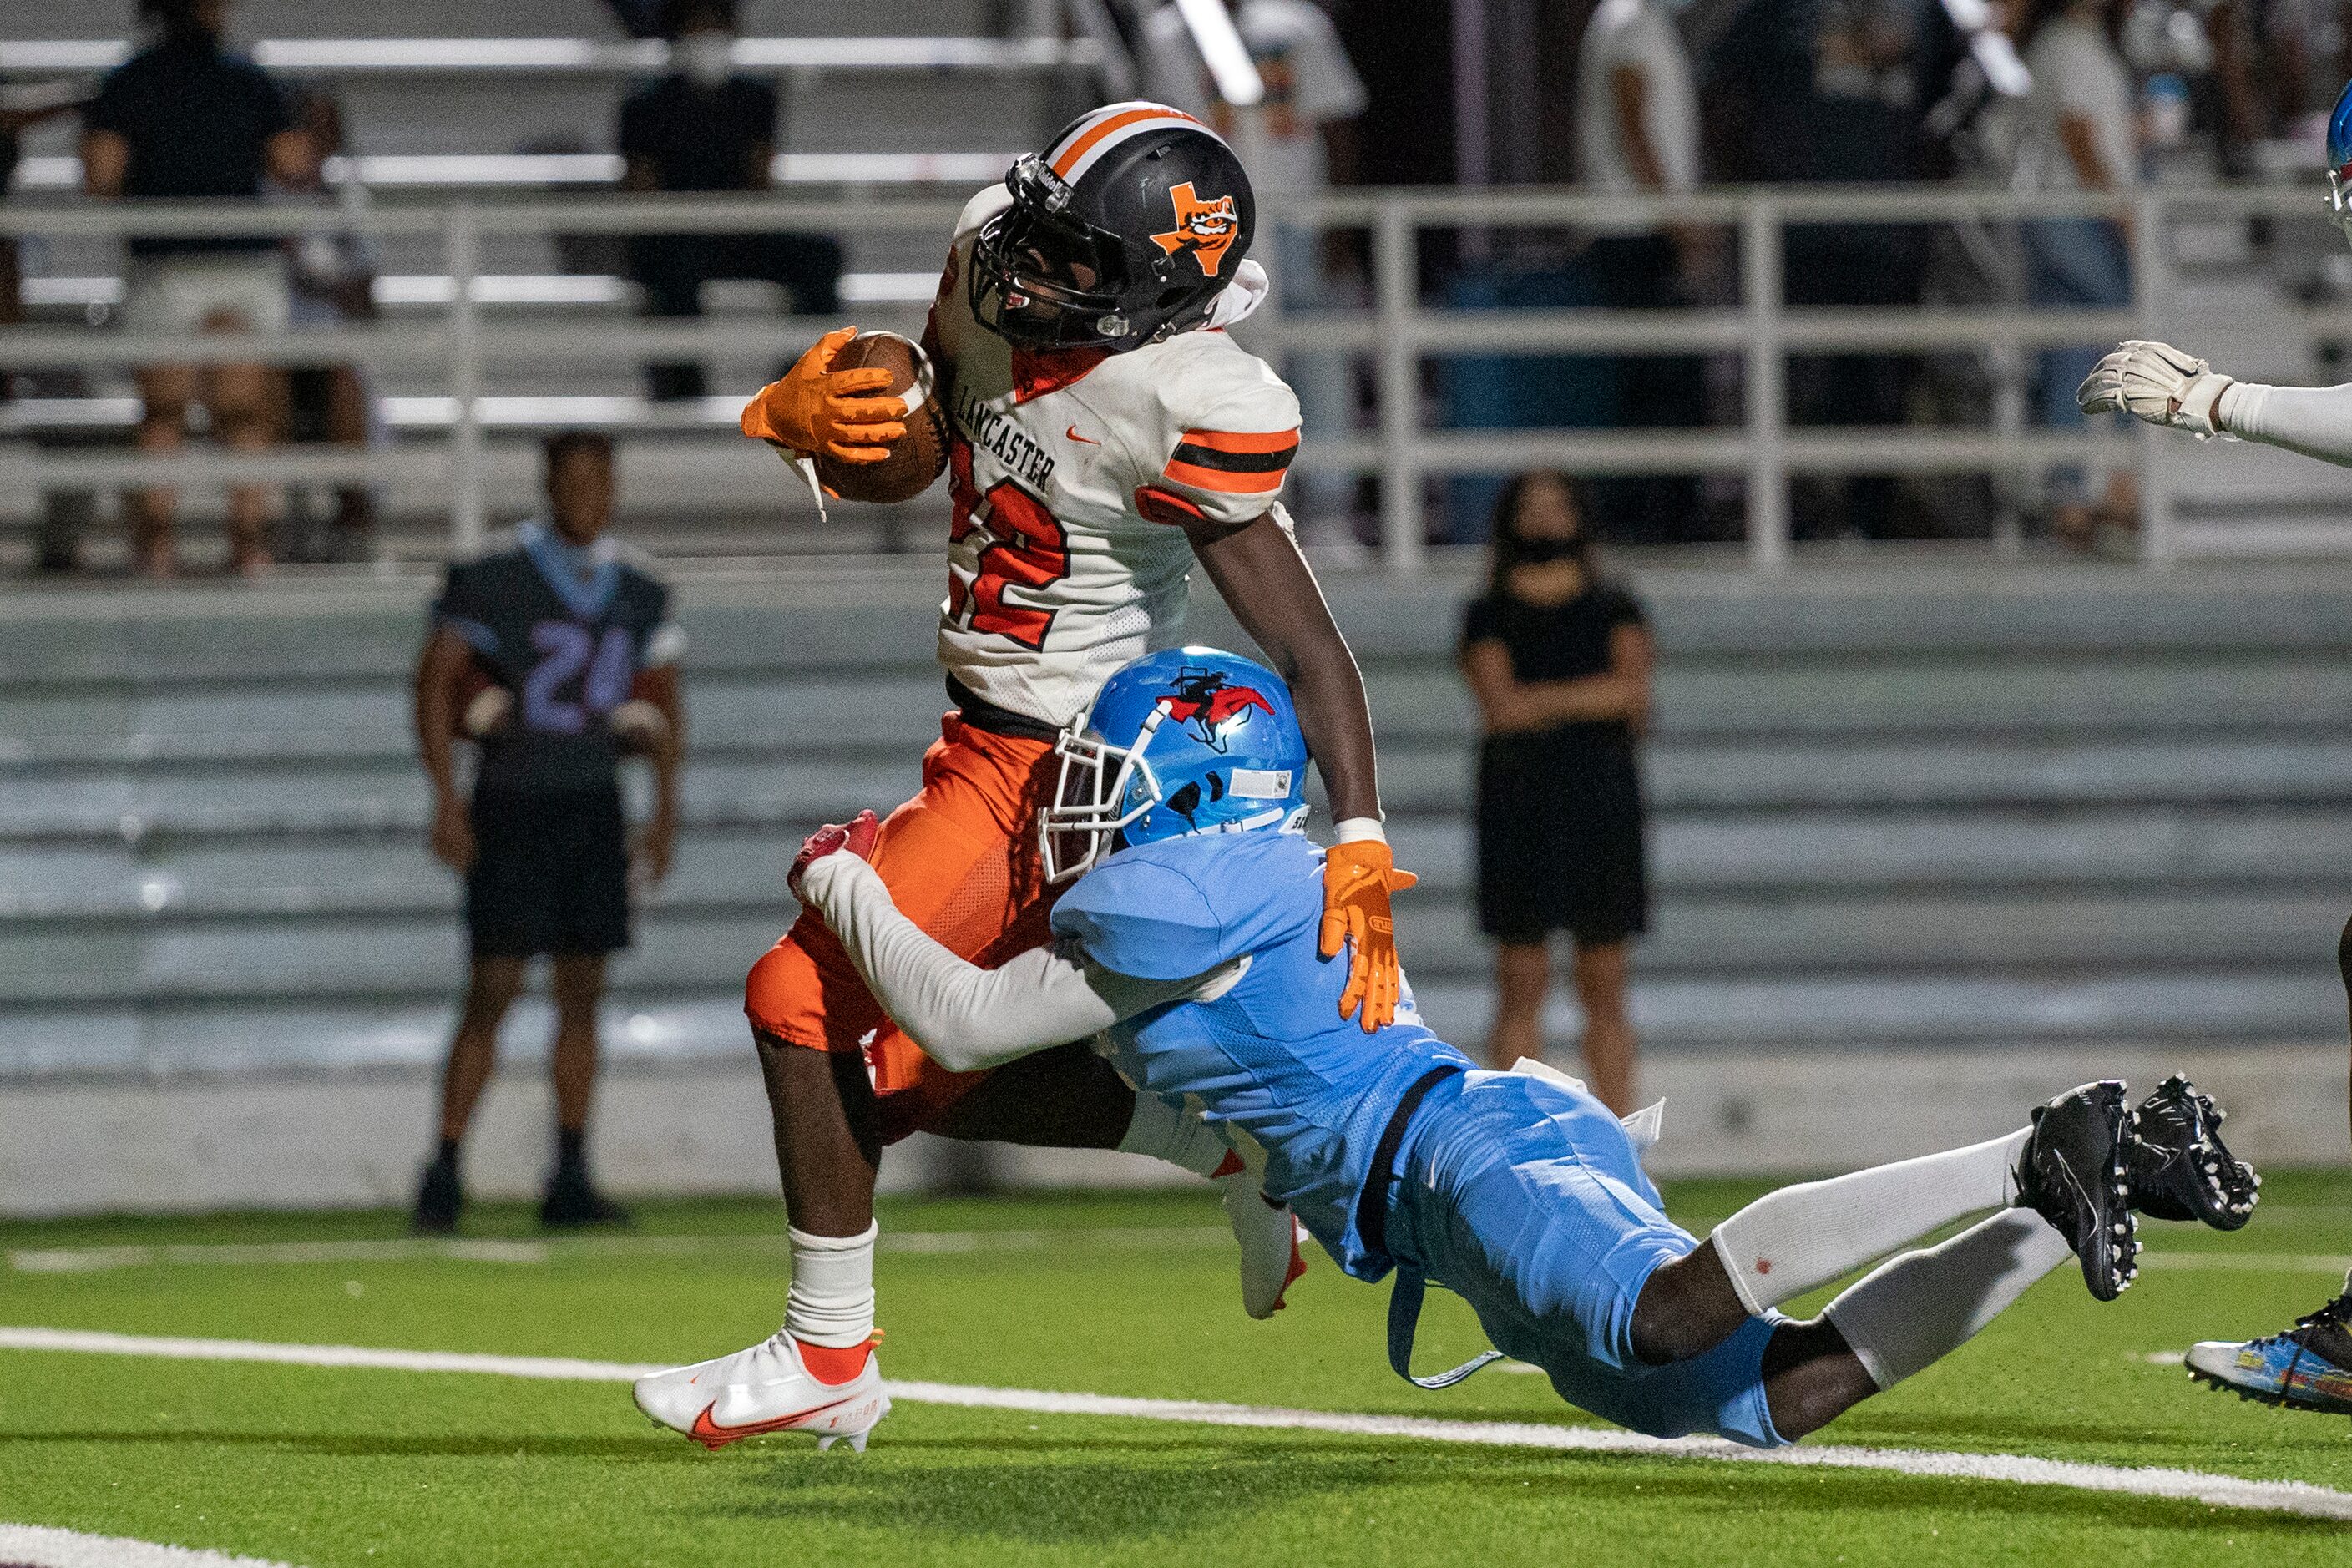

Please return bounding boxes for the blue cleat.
[2185,1277,2352,1414]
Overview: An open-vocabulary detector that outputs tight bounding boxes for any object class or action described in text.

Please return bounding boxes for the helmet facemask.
[971,157,1137,350]
[1039,705,1171,883]
[2332,165,2352,248]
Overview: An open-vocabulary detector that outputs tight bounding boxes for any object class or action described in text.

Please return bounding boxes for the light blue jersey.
[1053,826,1785,1448]
[1051,830,1474,1280]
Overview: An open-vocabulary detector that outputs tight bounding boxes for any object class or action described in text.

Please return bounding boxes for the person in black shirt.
[1457,472,1655,1110]
[412,432,687,1232]
[82,0,312,575]
[618,0,843,401]
[1708,0,1931,539]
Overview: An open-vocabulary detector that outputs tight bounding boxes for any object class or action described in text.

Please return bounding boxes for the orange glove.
[740,325,908,464]
[1320,838,1417,1034]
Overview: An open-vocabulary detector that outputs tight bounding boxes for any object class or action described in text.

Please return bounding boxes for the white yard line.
[0,1521,300,1568]
[2137,1252,2349,1274]
[4,1326,2350,1522]
[5,1227,1232,1275]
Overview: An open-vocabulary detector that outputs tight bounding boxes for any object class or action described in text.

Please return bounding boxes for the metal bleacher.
[0,2,1095,558]
[7,6,2352,1206]
[4,562,2348,1099]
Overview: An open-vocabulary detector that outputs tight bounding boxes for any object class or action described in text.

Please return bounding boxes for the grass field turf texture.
[7,1176,2352,1566]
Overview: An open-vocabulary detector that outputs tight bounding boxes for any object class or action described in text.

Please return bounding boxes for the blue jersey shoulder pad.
[1051,853,1226,980]
[1051,832,1319,980]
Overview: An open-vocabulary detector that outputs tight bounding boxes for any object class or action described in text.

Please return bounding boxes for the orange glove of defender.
[1320,833,1417,1033]
[741,326,908,463]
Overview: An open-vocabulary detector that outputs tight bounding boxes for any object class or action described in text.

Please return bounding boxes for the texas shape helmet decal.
[1151,182,1240,278]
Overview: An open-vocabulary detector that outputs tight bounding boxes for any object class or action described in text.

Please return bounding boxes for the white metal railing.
[3,180,2347,570]
[14,152,1026,191]
[0,37,1101,77]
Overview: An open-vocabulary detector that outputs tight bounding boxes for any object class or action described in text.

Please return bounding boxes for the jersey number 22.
[946,440,1070,651]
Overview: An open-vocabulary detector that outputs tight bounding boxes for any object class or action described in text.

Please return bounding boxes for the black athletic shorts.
[465,787,631,959]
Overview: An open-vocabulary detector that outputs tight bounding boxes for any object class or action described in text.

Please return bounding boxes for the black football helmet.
[969,102,1257,354]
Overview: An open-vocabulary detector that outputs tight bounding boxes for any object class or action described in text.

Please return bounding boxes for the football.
[814,330,949,504]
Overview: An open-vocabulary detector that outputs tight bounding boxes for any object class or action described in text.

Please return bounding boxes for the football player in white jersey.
[634,104,1414,1452]
[2074,78,2352,1414]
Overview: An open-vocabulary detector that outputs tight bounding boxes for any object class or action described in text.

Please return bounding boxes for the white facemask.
[675,31,735,89]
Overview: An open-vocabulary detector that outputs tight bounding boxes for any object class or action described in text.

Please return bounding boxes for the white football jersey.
[928,185,1302,729]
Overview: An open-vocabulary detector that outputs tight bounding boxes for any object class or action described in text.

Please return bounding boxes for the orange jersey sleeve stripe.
[1177,427,1301,455]
[1161,457,1287,494]
[1050,107,1199,179]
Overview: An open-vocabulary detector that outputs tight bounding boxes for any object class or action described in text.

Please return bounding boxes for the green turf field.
[7,1175,2352,1567]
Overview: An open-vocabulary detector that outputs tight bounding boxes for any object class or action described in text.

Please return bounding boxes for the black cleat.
[2125,1075,2258,1230]
[412,1156,463,1236]
[2016,1080,2139,1302]
[539,1168,632,1229]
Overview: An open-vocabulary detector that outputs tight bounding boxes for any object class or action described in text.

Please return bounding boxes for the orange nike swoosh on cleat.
[1066,425,1100,445]
[687,1393,864,1449]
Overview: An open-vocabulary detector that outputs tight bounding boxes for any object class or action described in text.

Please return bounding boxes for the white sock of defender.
[1119,1092,1229,1177]
[785,1222,878,1348]
[1710,1128,2031,1314]
[1821,1206,2074,1389]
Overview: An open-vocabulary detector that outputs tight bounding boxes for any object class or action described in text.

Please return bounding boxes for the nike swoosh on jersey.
[1065,424,1102,446]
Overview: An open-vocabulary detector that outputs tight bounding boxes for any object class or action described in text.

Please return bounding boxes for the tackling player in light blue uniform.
[790,647,2257,1447]
[2076,80,2352,1414]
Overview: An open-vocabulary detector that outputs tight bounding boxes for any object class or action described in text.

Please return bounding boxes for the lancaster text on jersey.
[954,382,1059,491]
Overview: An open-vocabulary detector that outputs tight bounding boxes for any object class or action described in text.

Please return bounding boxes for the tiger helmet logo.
[1151,182,1240,279]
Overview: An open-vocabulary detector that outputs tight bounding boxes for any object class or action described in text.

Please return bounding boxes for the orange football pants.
[745,712,1062,1144]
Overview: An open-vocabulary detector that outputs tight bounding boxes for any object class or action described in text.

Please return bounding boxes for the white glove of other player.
[2077,340,2234,438]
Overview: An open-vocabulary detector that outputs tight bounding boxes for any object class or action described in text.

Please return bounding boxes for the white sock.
[785,1222,877,1348]
[1711,1128,2031,1314]
[1822,1207,2074,1389]
[1119,1093,1229,1178]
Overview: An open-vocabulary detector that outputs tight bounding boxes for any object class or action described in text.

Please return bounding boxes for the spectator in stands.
[82,0,314,577]
[1,114,21,376]
[6,88,101,573]
[603,0,669,39]
[1141,0,1368,541]
[1457,473,1653,1113]
[411,432,685,1234]
[281,88,380,564]
[618,0,842,402]
[2017,0,2140,545]
[1709,0,1932,539]
[1576,0,1710,542]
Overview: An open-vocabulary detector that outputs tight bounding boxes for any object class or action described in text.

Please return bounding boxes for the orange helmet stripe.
[1049,104,1206,181]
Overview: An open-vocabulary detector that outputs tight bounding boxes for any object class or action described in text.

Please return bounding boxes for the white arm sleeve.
[797,854,1226,1074]
[2218,381,2352,468]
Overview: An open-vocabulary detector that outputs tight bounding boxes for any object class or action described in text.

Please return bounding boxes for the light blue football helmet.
[2329,78,2352,244]
[1039,646,1311,883]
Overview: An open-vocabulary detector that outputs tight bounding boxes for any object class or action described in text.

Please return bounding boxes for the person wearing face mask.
[616,0,842,401]
[1457,473,1655,1110]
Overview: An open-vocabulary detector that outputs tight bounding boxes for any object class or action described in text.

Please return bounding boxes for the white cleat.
[1222,1169,1308,1319]
[633,1331,888,1452]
